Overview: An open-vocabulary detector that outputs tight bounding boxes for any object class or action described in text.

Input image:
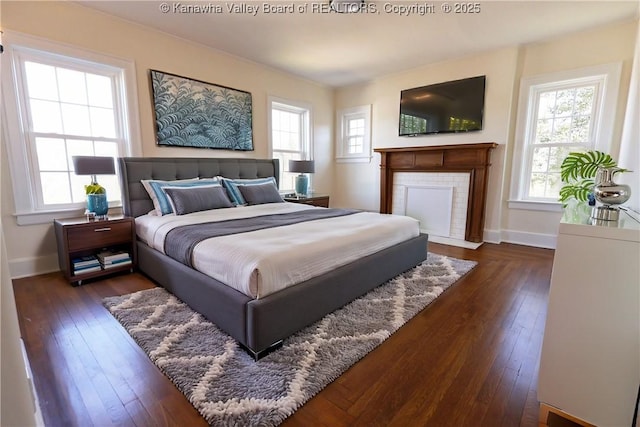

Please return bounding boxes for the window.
[23,60,122,206]
[336,105,372,163]
[527,83,597,199]
[2,33,140,224]
[268,97,312,192]
[510,63,621,210]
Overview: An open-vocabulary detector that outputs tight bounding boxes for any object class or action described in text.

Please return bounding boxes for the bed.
[118,156,429,359]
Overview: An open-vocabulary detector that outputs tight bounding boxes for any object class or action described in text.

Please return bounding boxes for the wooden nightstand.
[284,193,330,208]
[54,215,137,285]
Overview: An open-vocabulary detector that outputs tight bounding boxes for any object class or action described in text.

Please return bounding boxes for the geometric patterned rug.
[103,253,476,426]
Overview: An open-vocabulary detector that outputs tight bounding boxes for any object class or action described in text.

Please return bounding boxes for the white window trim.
[509,62,622,212]
[336,104,372,163]
[2,31,142,225]
[267,95,313,191]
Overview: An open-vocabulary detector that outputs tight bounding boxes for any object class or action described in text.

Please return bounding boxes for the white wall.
[334,19,638,248]
[0,2,39,416]
[1,21,39,418]
[0,1,335,277]
[0,225,39,426]
[617,24,640,214]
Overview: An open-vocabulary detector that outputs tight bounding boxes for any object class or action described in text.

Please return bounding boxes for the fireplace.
[374,143,497,243]
[392,172,470,240]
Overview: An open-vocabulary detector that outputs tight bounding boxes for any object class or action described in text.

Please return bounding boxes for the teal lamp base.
[87,193,109,219]
[295,174,309,197]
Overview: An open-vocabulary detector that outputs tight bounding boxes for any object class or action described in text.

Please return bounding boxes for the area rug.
[103,253,476,426]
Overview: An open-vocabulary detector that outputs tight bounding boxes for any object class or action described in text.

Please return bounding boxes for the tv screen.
[399,75,486,136]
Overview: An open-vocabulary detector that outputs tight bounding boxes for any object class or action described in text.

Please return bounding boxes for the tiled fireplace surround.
[392,172,470,242]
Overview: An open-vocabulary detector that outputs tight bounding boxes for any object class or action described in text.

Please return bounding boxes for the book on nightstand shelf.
[72,255,100,268]
[101,258,132,269]
[97,249,132,269]
[97,250,130,262]
[72,255,101,275]
[73,265,103,274]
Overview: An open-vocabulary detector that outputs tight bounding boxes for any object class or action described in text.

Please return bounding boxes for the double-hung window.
[268,97,312,192]
[510,63,621,210]
[3,33,139,224]
[336,105,372,163]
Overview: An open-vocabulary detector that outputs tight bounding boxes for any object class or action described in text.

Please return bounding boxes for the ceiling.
[78,0,639,87]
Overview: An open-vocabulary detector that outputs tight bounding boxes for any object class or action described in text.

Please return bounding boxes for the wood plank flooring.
[12,242,554,426]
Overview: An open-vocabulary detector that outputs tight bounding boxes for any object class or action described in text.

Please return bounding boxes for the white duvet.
[136,203,420,299]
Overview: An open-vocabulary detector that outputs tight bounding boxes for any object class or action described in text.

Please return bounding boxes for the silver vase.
[593,167,631,205]
[591,167,631,221]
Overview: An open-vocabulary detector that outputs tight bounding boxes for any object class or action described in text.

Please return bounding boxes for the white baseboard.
[9,254,59,279]
[500,229,557,249]
[428,235,483,249]
[428,228,556,250]
[483,228,502,244]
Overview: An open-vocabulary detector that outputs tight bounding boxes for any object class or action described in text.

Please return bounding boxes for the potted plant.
[559,150,624,205]
[85,183,106,195]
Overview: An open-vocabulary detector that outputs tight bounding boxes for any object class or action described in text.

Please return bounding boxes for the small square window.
[336,105,371,163]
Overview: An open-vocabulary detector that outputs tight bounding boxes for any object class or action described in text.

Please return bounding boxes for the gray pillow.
[238,182,284,205]
[163,185,234,215]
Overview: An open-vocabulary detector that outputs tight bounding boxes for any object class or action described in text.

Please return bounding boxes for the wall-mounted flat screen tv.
[399,75,486,136]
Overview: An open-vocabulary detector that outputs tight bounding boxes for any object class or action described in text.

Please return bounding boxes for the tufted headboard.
[118,157,280,217]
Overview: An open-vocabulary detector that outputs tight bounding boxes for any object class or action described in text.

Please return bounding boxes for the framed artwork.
[150,70,254,151]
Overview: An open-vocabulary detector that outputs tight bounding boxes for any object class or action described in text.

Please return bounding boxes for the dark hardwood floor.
[12,242,554,427]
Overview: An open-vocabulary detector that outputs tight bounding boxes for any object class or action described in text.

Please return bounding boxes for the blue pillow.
[142,178,221,215]
[221,177,278,205]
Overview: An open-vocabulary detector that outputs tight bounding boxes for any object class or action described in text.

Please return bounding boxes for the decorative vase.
[593,167,631,206]
[87,193,109,217]
[591,167,631,222]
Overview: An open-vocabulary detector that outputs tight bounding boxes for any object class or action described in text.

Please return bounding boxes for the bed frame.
[118,157,429,359]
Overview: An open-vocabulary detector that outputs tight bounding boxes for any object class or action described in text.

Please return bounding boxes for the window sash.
[345,116,365,154]
[271,106,306,153]
[521,82,601,201]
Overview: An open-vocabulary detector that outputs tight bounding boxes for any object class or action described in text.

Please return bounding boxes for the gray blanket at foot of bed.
[165,208,359,266]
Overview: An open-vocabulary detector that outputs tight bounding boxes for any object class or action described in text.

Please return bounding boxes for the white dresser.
[538,203,640,426]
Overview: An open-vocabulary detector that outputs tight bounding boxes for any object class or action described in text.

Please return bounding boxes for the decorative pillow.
[163,185,234,215]
[238,182,284,205]
[141,178,220,215]
[221,177,278,205]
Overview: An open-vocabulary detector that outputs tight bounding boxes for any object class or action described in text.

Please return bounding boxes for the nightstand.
[283,193,330,208]
[54,215,137,285]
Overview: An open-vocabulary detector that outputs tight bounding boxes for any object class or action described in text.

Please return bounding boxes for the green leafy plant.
[559,150,622,204]
[84,183,106,195]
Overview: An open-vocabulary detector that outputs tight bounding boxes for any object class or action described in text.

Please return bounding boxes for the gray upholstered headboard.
[118,157,280,217]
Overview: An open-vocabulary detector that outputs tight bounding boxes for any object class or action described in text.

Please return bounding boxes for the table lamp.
[288,160,315,197]
[72,156,115,219]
